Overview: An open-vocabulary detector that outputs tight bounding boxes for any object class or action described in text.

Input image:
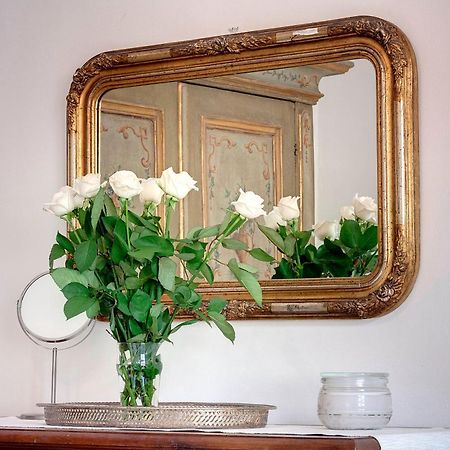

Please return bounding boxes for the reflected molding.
[66,15,419,320]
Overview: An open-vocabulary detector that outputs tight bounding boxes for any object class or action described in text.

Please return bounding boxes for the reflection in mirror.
[17,272,94,405]
[68,16,419,319]
[99,59,377,280]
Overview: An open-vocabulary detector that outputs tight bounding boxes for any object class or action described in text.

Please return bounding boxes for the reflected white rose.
[313,220,340,241]
[352,194,377,223]
[159,167,198,200]
[140,178,164,205]
[277,196,300,221]
[263,206,286,230]
[73,173,101,199]
[44,186,83,217]
[340,205,355,220]
[109,170,142,199]
[231,189,266,219]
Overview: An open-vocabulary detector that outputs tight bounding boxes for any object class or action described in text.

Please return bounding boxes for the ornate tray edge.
[38,402,276,429]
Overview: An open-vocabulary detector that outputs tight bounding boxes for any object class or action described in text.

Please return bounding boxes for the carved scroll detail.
[327,228,408,318]
[67,53,128,131]
[328,17,408,93]
[171,34,274,58]
[224,300,271,320]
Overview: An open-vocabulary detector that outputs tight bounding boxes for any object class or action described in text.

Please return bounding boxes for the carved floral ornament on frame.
[66,16,419,320]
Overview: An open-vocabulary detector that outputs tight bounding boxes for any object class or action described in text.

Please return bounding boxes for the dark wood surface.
[0,427,381,450]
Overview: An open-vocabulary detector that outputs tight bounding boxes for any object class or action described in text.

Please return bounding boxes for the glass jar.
[318,372,392,430]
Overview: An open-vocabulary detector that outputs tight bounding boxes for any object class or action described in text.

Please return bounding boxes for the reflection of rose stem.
[164,198,177,238]
[124,199,131,248]
[359,250,378,275]
[186,214,244,286]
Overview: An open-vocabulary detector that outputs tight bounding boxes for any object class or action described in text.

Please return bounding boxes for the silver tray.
[39,402,276,429]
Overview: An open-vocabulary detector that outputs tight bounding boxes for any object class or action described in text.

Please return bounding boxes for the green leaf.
[86,300,100,319]
[316,243,353,277]
[150,303,165,318]
[171,319,200,334]
[207,297,228,313]
[237,262,258,274]
[82,270,100,289]
[117,292,131,316]
[51,268,88,289]
[248,248,275,262]
[176,252,196,261]
[273,258,297,279]
[196,225,221,239]
[340,220,362,249]
[172,285,193,307]
[186,226,202,239]
[222,238,248,250]
[102,216,118,235]
[294,230,312,252]
[283,234,296,257]
[111,219,128,263]
[208,311,235,342]
[129,289,152,323]
[125,277,142,289]
[128,248,155,261]
[158,257,176,291]
[69,228,87,244]
[74,239,97,272]
[257,224,285,252]
[104,194,118,217]
[200,263,214,285]
[49,243,65,269]
[134,235,174,256]
[64,296,95,320]
[56,232,74,253]
[91,187,106,231]
[129,318,143,336]
[62,282,89,299]
[361,225,378,251]
[227,258,262,307]
[119,261,137,277]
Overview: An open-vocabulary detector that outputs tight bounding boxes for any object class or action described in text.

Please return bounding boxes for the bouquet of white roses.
[44,167,266,406]
[259,194,378,278]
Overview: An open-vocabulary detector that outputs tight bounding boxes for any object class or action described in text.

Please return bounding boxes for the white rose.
[109,170,142,199]
[313,220,340,241]
[340,205,355,220]
[44,186,83,217]
[140,178,164,205]
[73,173,101,198]
[231,189,266,219]
[263,206,286,229]
[277,196,300,221]
[352,194,377,223]
[158,167,198,200]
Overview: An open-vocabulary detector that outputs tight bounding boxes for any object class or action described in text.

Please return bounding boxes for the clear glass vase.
[117,342,162,407]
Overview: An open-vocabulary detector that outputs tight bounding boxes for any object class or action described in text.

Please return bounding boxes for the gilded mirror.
[67,16,419,319]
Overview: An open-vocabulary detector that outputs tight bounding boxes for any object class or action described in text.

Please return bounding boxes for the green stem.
[164,200,175,238]
[161,306,180,340]
[63,216,83,244]
[124,199,131,249]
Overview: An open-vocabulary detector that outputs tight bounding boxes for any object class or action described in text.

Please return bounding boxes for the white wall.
[1,0,450,426]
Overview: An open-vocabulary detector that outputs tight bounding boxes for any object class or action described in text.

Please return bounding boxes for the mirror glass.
[67,16,419,319]
[18,272,93,345]
[98,58,376,280]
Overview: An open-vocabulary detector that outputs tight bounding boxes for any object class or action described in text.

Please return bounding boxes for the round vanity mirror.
[17,272,95,412]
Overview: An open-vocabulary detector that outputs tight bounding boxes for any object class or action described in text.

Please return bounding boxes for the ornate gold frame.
[67,16,419,320]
